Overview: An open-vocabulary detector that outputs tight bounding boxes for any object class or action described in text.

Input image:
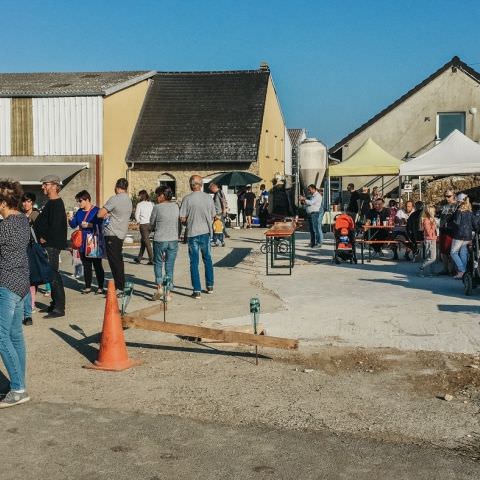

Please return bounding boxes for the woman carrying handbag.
[68,190,105,295]
[0,180,31,408]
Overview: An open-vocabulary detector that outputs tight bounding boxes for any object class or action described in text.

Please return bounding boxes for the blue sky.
[2,0,480,145]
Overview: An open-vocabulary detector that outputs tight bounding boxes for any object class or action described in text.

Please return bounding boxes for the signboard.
[403,182,413,192]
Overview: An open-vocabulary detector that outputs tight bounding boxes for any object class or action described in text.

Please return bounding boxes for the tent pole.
[419,176,422,201]
[382,176,384,196]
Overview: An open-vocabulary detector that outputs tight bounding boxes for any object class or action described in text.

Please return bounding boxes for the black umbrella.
[210,171,263,187]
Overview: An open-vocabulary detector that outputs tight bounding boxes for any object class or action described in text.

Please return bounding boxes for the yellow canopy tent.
[329,138,403,176]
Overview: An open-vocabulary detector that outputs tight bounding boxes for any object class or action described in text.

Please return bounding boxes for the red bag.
[70,230,83,249]
[70,209,91,249]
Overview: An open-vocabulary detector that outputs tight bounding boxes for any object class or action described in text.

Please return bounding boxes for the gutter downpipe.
[127,161,135,195]
[95,154,101,205]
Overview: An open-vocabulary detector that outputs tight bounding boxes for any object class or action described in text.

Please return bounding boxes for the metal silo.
[298,138,328,192]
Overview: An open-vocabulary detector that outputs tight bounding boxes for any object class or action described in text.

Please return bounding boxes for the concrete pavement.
[1,402,478,480]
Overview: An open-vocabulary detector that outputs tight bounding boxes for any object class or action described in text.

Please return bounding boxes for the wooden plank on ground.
[198,324,265,343]
[127,303,165,318]
[122,316,298,350]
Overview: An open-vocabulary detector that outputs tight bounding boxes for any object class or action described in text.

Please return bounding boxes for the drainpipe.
[95,155,101,205]
[126,161,135,195]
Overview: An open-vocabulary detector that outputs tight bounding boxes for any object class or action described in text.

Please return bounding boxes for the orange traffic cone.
[84,280,141,371]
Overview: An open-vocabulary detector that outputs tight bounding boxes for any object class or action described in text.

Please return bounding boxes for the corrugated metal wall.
[0,98,11,155]
[32,96,103,155]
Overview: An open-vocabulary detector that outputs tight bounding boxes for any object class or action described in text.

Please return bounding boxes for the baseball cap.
[456,193,467,202]
[40,174,62,185]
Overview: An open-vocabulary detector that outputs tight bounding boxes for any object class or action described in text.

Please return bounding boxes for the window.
[437,112,465,140]
[158,173,176,198]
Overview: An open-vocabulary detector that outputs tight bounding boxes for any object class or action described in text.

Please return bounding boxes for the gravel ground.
[3,228,479,469]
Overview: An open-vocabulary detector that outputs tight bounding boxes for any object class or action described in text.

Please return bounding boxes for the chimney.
[260,62,270,72]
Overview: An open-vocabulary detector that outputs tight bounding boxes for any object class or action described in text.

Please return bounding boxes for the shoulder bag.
[70,209,91,249]
[28,228,54,286]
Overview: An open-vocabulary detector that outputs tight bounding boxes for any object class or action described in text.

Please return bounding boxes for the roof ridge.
[329,56,480,153]
[154,69,269,76]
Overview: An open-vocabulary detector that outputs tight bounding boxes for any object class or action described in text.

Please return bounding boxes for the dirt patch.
[276,346,402,374]
[275,347,480,404]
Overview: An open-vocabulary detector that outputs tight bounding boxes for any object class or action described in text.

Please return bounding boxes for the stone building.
[126,66,286,199]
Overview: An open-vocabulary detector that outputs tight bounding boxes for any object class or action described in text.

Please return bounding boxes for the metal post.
[250,297,261,366]
[162,275,172,322]
[419,176,422,200]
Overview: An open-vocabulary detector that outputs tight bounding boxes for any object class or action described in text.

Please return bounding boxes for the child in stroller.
[333,213,357,264]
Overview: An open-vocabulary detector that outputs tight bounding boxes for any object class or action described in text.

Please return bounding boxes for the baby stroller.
[333,213,357,264]
[463,229,480,295]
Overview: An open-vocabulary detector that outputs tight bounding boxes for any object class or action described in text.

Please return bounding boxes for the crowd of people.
[340,183,479,278]
[1,171,479,409]
[0,173,246,407]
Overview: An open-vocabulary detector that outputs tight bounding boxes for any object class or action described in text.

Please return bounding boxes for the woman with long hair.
[0,179,31,408]
[21,192,40,326]
[418,205,438,276]
[134,189,154,265]
[451,193,474,279]
[68,190,105,294]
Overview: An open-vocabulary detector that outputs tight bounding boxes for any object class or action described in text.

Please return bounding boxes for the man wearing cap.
[34,175,67,318]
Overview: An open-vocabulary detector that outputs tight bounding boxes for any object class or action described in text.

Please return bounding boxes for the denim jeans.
[317,209,324,246]
[23,290,32,318]
[188,233,214,293]
[153,240,179,286]
[451,239,469,273]
[0,287,27,391]
[421,239,437,274]
[308,212,321,246]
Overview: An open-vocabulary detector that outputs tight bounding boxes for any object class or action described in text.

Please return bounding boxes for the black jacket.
[453,210,475,241]
[34,198,67,250]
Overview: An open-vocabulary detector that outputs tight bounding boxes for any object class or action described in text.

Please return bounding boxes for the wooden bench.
[264,222,297,275]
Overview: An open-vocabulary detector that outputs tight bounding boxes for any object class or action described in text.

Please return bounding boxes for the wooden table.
[359,224,397,263]
[264,222,297,275]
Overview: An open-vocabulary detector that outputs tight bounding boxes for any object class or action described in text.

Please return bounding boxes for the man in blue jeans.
[180,175,216,299]
[300,184,323,248]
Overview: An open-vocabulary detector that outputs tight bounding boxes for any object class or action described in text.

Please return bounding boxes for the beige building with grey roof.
[0,71,155,208]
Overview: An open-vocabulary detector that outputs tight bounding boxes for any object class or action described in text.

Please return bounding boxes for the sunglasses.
[445,195,453,198]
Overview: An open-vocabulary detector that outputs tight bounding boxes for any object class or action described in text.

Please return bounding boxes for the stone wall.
[128,162,259,200]
[413,175,480,205]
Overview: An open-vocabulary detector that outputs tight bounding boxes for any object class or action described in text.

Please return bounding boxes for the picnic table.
[264,221,297,275]
[358,224,399,263]
[358,224,425,264]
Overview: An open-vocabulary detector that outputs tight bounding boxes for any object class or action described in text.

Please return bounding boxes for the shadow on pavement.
[214,247,252,268]
[360,277,467,300]
[50,327,100,363]
[50,326,270,365]
[437,304,480,314]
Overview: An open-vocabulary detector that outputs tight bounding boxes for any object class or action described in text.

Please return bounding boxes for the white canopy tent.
[399,129,480,176]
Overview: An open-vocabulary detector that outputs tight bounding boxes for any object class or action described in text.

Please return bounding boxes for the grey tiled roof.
[0,71,156,97]
[127,70,270,164]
